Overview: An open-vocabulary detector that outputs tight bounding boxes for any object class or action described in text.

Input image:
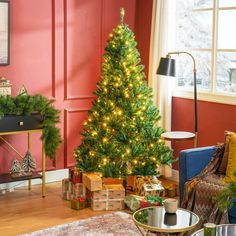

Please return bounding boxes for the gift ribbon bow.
[146,195,164,204]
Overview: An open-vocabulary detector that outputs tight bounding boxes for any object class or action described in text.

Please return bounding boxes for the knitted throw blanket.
[181,145,228,234]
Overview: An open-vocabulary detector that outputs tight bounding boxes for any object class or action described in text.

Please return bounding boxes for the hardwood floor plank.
[0,182,108,236]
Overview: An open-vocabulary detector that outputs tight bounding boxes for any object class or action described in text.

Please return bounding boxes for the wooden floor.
[0,179,179,236]
[0,182,108,236]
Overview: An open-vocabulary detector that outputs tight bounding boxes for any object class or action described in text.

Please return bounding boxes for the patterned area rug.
[19,212,141,236]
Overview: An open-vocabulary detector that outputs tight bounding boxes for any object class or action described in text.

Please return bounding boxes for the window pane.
[177,51,211,90]
[218,10,236,49]
[217,52,236,94]
[219,0,236,8]
[177,6,212,49]
[194,0,212,8]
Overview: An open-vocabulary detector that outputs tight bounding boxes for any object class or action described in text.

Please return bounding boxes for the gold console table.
[0,115,46,197]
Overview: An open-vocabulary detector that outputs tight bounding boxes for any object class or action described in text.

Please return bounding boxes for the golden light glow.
[126,149,131,154]
[88,118,92,122]
[103,81,107,85]
[114,83,119,87]
[92,131,98,136]
[103,137,108,143]
[117,110,122,116]
[104,88,108,93]
[84,121,87,125]
[110,102,114,106]
[103,158,107,162]
[150,143,154,147]
[137,94,143,98]
[134,160,137,164]
[105,116,110,121]
[109,33,113,37]
[152,157,156,161]
[103,123,107,127]
[89,151,95,156]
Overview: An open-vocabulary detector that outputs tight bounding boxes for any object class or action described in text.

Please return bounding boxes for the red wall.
[172,97,236,169]
[0,0,153,173]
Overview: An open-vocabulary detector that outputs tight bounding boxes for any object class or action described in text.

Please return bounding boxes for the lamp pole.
[167,51,198,147]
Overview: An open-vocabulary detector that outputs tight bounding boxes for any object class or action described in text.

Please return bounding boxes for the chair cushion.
[224,133,236,183]
[218,131,235,174]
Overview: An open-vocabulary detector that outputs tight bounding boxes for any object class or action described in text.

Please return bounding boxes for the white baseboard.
[0,169,69,192]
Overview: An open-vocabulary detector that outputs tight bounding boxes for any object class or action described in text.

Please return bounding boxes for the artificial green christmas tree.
[74,9,173,178]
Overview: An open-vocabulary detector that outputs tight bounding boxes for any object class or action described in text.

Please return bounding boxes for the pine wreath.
[0,94,62,160]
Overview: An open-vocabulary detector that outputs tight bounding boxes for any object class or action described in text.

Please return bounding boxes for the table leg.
[27,132,31,190]
[134,223,145,236]
[42,140,46,197]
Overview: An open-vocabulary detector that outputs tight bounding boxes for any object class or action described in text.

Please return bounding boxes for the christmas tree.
[9,159,22,174]
[74,9,173,178]
[22,150,36,172]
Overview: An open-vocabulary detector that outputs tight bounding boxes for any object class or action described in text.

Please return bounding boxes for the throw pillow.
[224,133,236,183]
[218,131,235,174]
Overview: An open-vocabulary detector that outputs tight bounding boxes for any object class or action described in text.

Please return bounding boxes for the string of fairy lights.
[74,14,172,177]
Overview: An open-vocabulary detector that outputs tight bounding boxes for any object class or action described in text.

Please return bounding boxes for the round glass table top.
[133,206,199,233]
[191,224,236,236]
[161,131,195,141]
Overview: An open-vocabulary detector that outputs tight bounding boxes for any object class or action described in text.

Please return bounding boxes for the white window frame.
[173,0,236,105]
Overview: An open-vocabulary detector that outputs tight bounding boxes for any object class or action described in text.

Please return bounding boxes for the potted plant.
[214,171,236,212]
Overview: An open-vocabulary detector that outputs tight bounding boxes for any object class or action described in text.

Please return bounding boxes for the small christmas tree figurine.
[74,8,173,178]
[10,159,22,173]
[10,159,23,177]
[22,150,36,173]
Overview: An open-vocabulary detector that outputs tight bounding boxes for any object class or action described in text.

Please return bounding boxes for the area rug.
[19,212,141,236]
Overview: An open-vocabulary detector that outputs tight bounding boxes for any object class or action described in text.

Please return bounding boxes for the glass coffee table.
[133,206,199,236]
[191,224,236,236]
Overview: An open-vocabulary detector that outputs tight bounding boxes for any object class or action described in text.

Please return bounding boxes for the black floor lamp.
[156,51,198,147]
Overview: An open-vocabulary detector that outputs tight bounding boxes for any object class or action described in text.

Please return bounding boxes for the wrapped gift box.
[91,199,124,211]
[91,184,125,200]
[124,194,164,212]
[90,184,125,211]
[62,178,73,200]
[133,176,164,196]
[102,177,123,185]
[71,197,90,210]
[72,183,86,199]
[124,194,145,212]
[69,167,82,183]
[82,173,102,191]
[62,178,86,201]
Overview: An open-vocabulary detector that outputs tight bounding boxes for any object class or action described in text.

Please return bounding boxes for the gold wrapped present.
[82,173,102,191]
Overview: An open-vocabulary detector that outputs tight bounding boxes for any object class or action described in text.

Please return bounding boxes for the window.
[175,0,236,99]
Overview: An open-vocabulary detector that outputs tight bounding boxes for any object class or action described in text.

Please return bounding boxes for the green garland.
[0,95,62,160]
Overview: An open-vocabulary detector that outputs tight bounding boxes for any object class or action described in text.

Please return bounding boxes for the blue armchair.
[179,146,236,223]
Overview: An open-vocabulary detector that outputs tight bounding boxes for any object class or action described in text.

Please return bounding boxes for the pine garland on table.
[0,94,62,160]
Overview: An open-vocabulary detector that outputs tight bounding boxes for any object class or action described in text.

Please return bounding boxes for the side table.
[133,206,199,236]
[0,115,46,197]
[191,224,236,236]
[161,131,195,142]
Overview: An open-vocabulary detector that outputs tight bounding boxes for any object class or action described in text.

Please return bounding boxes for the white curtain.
[148,0,176,131]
